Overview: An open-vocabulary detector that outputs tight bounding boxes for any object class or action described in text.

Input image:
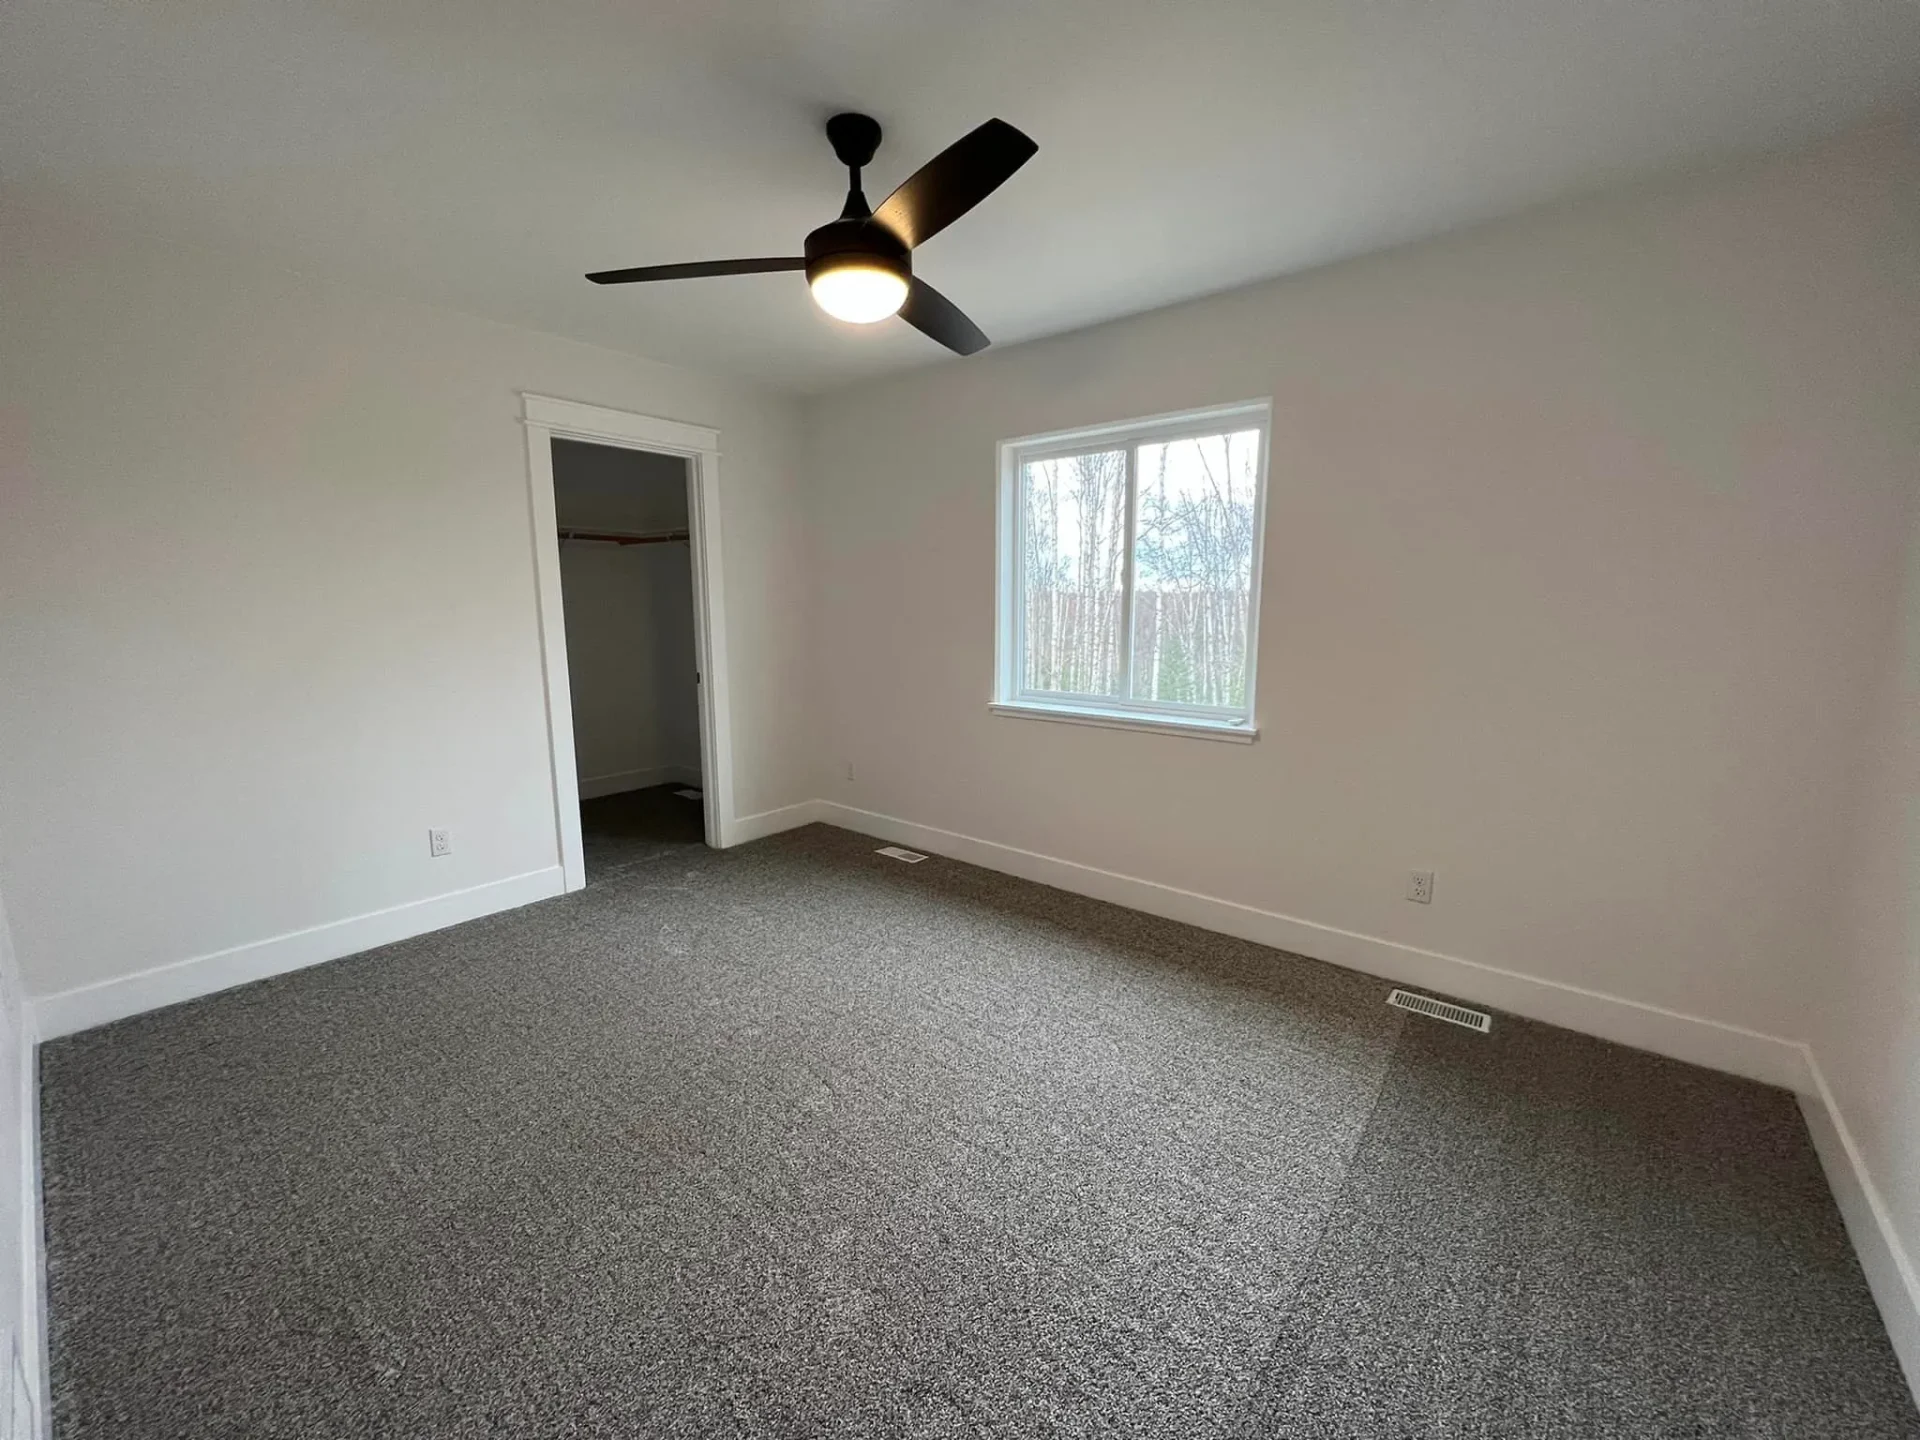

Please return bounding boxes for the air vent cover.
[876,846,928,863]
[1388,989,1492,1033]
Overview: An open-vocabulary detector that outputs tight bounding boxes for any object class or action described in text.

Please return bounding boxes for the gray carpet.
[1242,1010,1918,1437]
[39,825,1919,1437]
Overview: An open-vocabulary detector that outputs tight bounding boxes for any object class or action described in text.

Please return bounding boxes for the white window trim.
[993,399,1271,741]
[987,701,1258,743]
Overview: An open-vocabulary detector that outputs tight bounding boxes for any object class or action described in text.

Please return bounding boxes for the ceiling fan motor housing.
[803,217,910,289]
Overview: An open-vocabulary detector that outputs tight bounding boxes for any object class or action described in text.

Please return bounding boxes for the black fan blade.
[899,277,989,356]
[873,119,1037,249]
[586,257,806,285]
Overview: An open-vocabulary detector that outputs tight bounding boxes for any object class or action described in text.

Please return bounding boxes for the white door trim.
[521,393,737,888]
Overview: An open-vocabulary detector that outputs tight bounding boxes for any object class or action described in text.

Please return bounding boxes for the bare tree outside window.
[1020,449,1128,696]
[1130,430,1259,708]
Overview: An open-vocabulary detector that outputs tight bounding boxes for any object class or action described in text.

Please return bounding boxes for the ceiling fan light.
[810,263,908,324]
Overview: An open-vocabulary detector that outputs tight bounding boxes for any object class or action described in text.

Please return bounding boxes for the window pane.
[1129,430,1260,709]
[1020,449,1128,698]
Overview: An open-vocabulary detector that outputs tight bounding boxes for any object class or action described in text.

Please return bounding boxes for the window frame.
[992,399,1271,742]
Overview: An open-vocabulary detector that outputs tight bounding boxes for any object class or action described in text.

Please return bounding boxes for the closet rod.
[556,527,690,547]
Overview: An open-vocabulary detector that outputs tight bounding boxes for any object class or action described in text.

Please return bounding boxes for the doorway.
[522,394,738,890]
[552,438,704,879]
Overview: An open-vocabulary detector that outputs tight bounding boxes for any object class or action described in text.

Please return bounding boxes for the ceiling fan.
[587,113,1037,357]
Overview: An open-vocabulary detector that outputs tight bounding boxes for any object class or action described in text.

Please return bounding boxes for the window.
[994,401,1269,740]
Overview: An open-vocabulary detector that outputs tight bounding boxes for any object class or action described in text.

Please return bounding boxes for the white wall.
[560,542,700,792]
[553,442,701,793]
[1815,476,1920,1385]
[805,123,1920,1051]
[0,195,813,1008]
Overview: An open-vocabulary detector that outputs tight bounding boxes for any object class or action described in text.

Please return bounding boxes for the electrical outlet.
[429,829,451,858]
[845,762,856,782]
[1407,870,1433,904]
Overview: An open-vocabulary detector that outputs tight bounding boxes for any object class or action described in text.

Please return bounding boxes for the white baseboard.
[811,802,1810,1092]
[31,868,566,1040]
[1799,1053,1920,1407]
[21,1004,45,1440]
[578,765,702,800]
[724,800,827,848]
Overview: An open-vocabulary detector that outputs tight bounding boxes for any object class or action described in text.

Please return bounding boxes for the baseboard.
[811,802,1810,1092]
[30,868,566,1040]
[1799,1052,1920,1407]
[724,800,827,848]
[21,1007,46,1440]
[578,765,702,800]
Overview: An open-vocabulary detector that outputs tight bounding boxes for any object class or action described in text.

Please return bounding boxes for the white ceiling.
[4,0,1917,394]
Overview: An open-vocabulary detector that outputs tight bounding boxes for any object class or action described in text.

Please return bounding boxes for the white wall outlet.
[1407,870,1434,904]
[429,828,451,858]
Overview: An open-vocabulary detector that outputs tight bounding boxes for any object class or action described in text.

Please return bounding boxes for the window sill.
[988,701,1258,744]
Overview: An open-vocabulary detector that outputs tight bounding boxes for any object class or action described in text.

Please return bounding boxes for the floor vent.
[1388,989,1492,1032]
[875,846,928,863]
[674,788,703,800]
